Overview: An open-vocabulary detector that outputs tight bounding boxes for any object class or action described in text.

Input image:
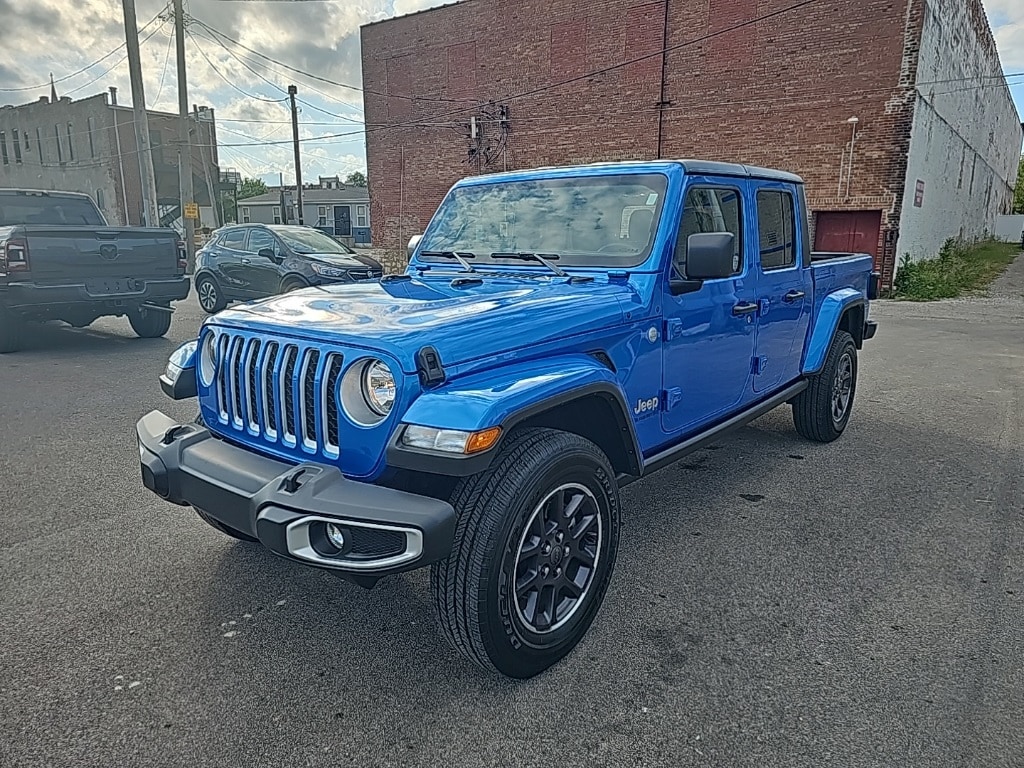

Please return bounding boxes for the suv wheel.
[196,275,226,314]
[128,305,172,338]
[282,277,308,293]
[0,307,24,353]
[793,329,858,442]
[431,427,620,678]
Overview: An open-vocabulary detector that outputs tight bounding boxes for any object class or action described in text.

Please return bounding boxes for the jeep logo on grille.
[99,244,119,261]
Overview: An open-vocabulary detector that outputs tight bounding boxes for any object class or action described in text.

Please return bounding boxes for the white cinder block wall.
[896,0,1022,264]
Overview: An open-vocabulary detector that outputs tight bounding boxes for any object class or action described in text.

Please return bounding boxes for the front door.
[243,227,285,296]
[334,206,352,237]
[662,181,757,436]
[752,186,812,393]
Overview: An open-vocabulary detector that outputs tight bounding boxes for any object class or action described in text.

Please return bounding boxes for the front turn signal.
[466,427,502,454]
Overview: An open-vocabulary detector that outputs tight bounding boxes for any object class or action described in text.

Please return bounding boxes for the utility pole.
[121,0,159,226]
[173,0,196,268]
[288,85,304,225]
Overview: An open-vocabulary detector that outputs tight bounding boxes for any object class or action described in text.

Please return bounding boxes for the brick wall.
[361,0,1015,285]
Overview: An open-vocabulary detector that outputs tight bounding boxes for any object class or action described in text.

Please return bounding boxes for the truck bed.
[809,252,875,310]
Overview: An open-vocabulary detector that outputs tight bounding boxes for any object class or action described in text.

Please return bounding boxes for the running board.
[637,380,808,478]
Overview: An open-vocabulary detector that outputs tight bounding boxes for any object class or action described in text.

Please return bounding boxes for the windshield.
[419,173,668,268]
[0,194,104,226]
[271,226,354,254]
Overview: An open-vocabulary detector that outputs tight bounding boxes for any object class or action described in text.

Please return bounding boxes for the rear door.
[216,228,258,296]
[751,185,812,393]
[661,179,757,436]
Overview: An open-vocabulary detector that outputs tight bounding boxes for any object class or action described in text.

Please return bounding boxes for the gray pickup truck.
[0,189,190,352]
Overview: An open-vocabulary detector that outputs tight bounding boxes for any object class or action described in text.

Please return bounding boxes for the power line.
[185,28,289,104]
[152,28,176,107]
[65,21,171,97]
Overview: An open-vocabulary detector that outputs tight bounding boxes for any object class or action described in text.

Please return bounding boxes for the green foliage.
[1015,155,1024,214]
[893,237,1019,301]
[238,177,269,200]
[344,171,368,187]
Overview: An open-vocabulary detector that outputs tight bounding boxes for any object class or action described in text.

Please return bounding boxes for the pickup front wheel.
[431,428,620,679]
[793,329,858,442]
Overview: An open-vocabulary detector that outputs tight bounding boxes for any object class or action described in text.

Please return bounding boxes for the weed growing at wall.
[894,237,1020,300]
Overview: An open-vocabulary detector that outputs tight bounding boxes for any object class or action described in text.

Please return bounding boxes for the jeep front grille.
[213,333,343,459]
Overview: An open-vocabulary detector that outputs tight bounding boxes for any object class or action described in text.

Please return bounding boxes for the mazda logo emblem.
[99,244,118,261]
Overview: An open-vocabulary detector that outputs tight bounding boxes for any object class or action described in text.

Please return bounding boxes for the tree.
[344,171,367,187]
[238,177,268,200]
[1015,155,1024,215]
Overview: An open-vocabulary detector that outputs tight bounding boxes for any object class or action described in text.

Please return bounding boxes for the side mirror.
[258,248,278,261]
[686,232,736,280]
[407,234,423,259]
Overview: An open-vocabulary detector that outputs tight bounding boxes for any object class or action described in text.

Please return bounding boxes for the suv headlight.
[363,360,396,415]
[198,332,217,386]
[311,262,347,279]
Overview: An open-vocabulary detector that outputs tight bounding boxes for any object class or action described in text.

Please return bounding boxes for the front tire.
[431,428,620,679]
[793,329,858,442]
[128,305,172,338]
[282,277,308,293]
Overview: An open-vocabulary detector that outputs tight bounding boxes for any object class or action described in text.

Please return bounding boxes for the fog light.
[326,523,346,550]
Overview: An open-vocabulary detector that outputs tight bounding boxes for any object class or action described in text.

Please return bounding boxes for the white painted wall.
[896,0,1023,264]
[994,215,1024,242]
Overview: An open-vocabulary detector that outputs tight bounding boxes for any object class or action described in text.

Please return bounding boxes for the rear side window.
[220,229,247,250]
[756,190,796,270]
[674,187,743,277]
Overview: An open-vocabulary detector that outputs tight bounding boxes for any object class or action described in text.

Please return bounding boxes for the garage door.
[814,210,882,262]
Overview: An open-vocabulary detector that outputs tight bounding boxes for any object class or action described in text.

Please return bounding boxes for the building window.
[356,205,367,227]
[272,206,281,225]
[36,128,43,163]
[756,189,796,270]
[66,122,75,161]
[87,117,96,158]
[241,206,250,223]
[12,129,21,164]
[317,206,328,226]
[23,130,29,150]
[96,189,105,210]
[54,124,63,163]
[0,132,8,166]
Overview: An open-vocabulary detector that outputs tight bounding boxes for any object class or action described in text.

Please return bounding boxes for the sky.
[0,0,1021,187]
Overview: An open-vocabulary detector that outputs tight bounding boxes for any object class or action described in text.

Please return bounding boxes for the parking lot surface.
[2,267,1022,768]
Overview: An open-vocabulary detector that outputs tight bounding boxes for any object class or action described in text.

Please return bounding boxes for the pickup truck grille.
[213,332,343,458]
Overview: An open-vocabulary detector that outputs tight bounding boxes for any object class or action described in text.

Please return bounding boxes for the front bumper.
[137,410,456,585]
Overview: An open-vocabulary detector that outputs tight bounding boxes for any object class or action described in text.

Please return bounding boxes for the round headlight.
[199,332,217,387]
[362,360,396,416]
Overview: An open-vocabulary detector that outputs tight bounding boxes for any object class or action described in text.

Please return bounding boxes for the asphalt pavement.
[1,265,1022,768]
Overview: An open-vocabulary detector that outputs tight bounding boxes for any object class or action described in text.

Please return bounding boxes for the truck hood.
[211,274,634,372]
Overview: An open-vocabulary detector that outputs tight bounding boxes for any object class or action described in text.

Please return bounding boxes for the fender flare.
[802,288,866,375]
[386,354,641,477]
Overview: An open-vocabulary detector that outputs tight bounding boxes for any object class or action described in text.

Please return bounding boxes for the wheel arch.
[802,289,866,375]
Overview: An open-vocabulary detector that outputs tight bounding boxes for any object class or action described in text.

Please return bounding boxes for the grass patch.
[893,238,1021,301]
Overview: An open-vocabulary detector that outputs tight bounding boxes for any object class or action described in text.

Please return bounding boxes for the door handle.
[240,258,252,264]
[732,302,759,316]
[783,290,806,303]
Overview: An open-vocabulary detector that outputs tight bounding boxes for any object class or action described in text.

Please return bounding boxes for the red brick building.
[361,0,1021,288]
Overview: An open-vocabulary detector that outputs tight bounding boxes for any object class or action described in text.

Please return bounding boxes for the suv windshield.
[419,173,668,268]
[0,193,104,226]
[270,226,354,254]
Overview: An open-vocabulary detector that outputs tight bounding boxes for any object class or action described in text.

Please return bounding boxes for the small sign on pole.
[184,202,199,220]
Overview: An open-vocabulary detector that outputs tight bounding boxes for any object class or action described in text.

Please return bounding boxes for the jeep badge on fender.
[137,159,878,679]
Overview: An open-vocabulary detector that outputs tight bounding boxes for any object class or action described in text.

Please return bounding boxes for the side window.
[247,228,278,255]
[756,190,796,270]
[674,187,742,277]
[220,229,247,250]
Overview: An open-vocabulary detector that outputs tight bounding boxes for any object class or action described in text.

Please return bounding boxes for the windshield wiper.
[420,250,477,272]
[491,252,567,278]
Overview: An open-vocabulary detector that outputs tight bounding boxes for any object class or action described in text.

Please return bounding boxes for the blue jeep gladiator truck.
[138,160,879,678]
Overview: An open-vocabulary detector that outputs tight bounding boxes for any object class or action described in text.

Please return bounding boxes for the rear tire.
[793,329,858,442]
[196,274,227,314]
[0,308,24,353]
[128,305,172,338]
[194,508,259,543]
[431,428,620,679]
